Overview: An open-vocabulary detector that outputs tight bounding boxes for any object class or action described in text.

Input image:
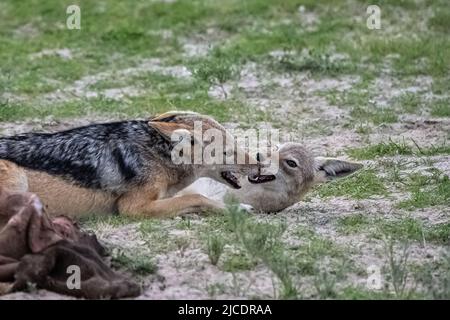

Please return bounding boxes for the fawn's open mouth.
[221,171,241,189]
[247,173,276,184]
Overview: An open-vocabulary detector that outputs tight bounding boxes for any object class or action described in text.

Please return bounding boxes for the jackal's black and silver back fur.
[0,121,172,192]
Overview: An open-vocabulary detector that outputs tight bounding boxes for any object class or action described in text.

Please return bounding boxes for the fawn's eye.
[286,160,298,168]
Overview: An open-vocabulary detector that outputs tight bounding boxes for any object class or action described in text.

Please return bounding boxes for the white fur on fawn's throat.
[177,177,228,202]
[177,177,256,212]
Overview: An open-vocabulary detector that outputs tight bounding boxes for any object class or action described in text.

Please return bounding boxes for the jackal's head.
[149,111,259,189]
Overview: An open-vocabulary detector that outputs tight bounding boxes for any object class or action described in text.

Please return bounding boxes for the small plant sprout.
[207,235,225,265]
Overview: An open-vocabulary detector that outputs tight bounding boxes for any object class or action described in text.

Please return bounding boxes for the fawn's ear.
[313,157,363,183]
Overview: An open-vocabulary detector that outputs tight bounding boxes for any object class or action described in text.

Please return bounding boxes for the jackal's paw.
[238,203,255,213]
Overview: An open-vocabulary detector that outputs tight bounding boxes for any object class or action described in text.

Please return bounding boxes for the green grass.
[324,88,400,126]
[336,212,450,244]
[199,204,306,298]
[139,219,165,234]
[371,217,450,244]
[340,248,447,300]
[337,214,370,235]
[325,89,369,109]
[193,50,237,86]
[428,8,450,33]
[111,250,157,275]
[348,140,414,159]
[415,251,450,299]
[137,219,179,254]
[375,218,425,242]
[2,0,450,123]
[292,235,345,277]
[80,214,139,228]
[221,252,257,272]
[338,287,394,299]
[289,227,343,276]
[395,92,422,114]
[271,49,354,75]
[341,244,450,300]
[430,98,450,117]
[0,91,253,123]
[350,106,398,125]
[347,140,450,160]
[206,235,225,266]
[317,169,387,199]
[397,171,450,210]
[426,223,450,244]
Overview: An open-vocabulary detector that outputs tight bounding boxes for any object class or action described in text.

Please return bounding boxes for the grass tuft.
[317,169,387,199]
[206,235,225,266]
[430,98,450,117]
[394,92,422,114]
[348,140,450,160]
[111,250,157,276]
[397,170,450,210]
[337,214,370,235]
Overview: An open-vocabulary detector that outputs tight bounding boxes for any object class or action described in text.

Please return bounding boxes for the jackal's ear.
[148,110,199,139]
[149,110,199,123]
[148,121,203,149]
[148,121,192,140]
[313,157,363,183]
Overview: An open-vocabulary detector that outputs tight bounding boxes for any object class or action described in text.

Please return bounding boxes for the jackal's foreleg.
[117,192,225,218]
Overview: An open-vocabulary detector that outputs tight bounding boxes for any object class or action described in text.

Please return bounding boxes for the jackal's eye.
[286,160,298,168]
